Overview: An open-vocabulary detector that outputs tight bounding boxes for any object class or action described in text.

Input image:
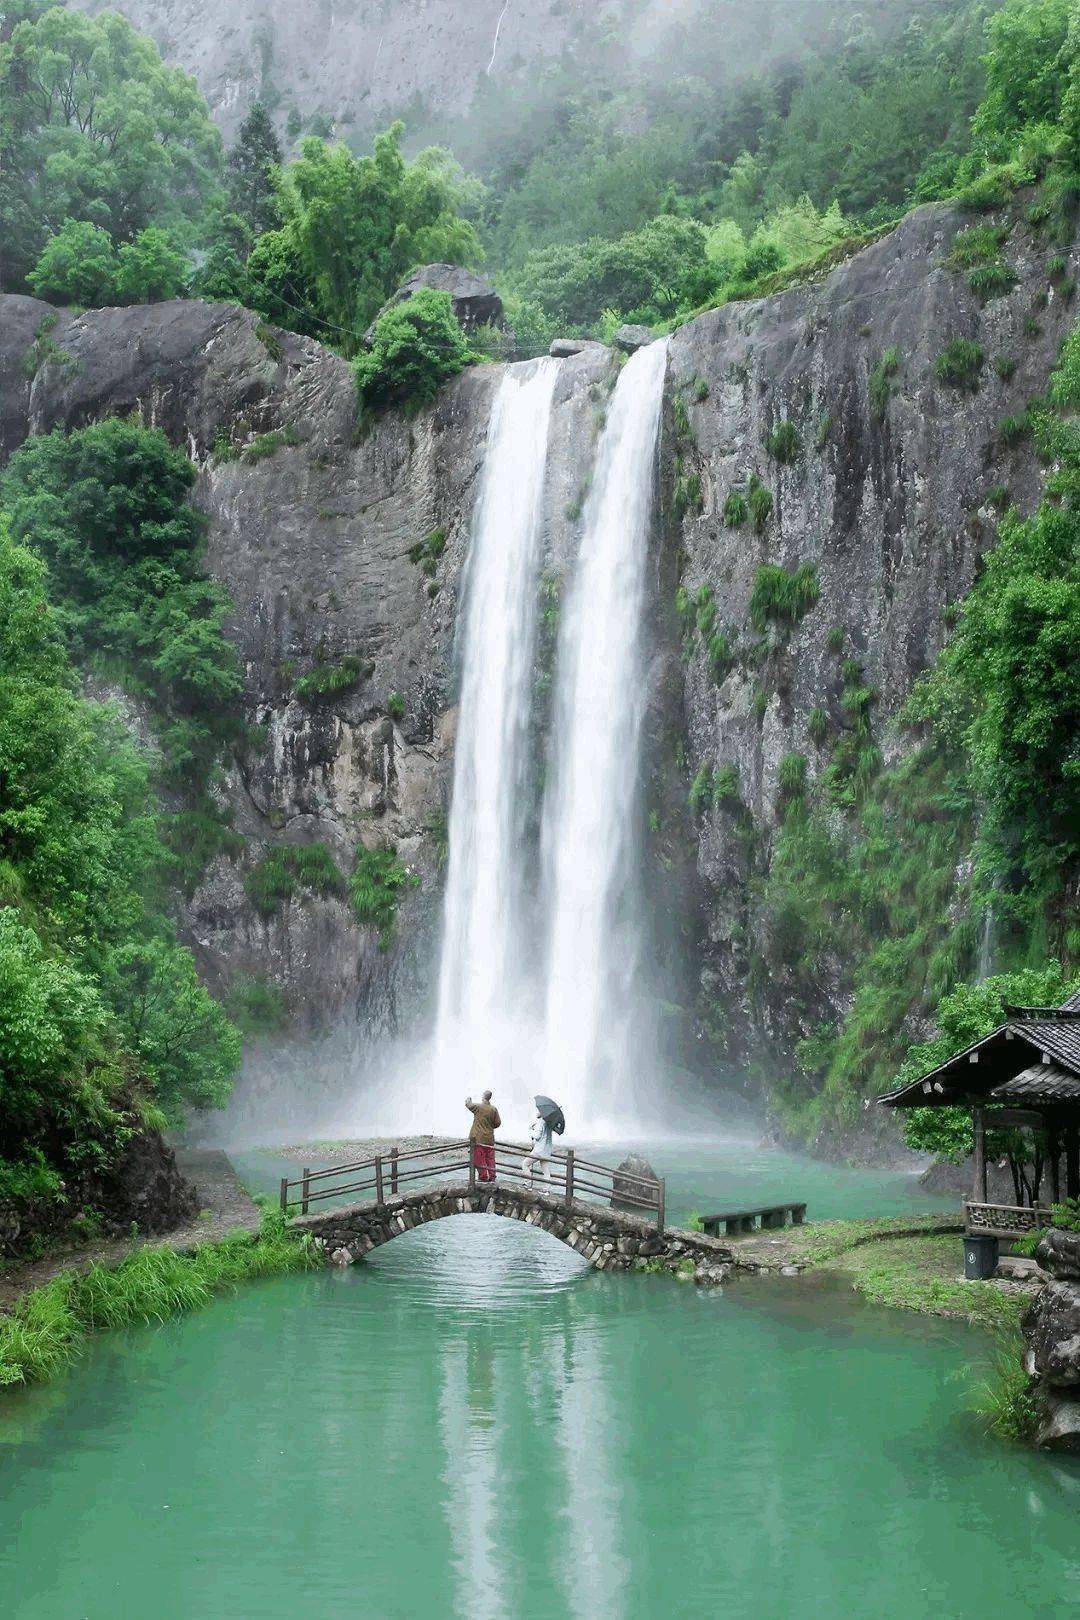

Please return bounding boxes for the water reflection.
[380,1216,627,1619]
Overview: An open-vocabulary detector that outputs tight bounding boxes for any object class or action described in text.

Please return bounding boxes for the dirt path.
[0,1150,261,1311]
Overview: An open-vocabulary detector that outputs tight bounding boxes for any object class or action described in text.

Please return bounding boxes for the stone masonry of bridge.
[293,1181,737,1284]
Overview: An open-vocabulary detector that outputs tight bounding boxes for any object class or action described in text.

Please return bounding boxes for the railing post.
[390,1145,399,1195]
[656,1177,666,1234]
[565,1148,575,1208]
[301,1166,310,1216]
[468,1144,476,1190]
[375,1155,384,1207]
[279,1177,289,1215]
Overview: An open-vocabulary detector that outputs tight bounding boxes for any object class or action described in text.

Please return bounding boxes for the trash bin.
[963,1232,999,1280]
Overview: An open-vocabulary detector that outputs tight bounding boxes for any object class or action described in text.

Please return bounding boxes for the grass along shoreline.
[0,1210,317,1389]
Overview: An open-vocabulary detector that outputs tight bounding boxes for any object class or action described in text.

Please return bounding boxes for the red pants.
[472,1144,496,1182]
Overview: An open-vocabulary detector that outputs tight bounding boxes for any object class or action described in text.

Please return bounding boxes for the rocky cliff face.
[0,294,612,1133]
[1024,1230,1080,1452]
[666,201,1079,1088]
[66,0,850,145]
[1,196,1074,1137]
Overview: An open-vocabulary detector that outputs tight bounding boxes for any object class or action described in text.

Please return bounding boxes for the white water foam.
[539,339,669,1133]
[428,357,560,1127]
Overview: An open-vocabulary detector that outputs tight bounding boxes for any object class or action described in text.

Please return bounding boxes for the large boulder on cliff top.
[365,263,502,343]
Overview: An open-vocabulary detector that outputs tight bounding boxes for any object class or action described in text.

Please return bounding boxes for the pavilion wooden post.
[1049,1122,1062,1205]
[1066,1122,1080,1202]
[972,1105,988,1203]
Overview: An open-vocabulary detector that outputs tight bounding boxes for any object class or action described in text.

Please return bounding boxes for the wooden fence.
[279,1138,666,1230]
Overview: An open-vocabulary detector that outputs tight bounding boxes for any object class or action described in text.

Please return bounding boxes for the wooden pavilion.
[879,991,1080,1237]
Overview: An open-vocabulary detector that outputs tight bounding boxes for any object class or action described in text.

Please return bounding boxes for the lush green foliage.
[749,563,820,632]
[243,844,346,919]
[0,1212,316,1387]
[294,654,373,703]
[349,844,418,950]
[0,6,222,293]
[900,966,1080,1162]
[935,338,985,387]
[248,125,478,356]
[0,516,241,1212]
[354,289,475,412]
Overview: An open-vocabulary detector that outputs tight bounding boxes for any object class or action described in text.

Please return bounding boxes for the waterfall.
[431,358,560,1123]
[539,339,668,1132]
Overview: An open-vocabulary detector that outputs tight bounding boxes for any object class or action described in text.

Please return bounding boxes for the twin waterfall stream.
[432,342,669,1135]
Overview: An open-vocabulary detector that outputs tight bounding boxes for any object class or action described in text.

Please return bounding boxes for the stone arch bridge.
[283,1141,737,1284]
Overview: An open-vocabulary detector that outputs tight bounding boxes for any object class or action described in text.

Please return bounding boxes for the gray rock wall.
[0,294,612,1130]
[666,202,1080,1078]
[1025,1231,1080,1452]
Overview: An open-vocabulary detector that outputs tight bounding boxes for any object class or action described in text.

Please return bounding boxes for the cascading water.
[430,358,560,1124]
[539,339,669,1132]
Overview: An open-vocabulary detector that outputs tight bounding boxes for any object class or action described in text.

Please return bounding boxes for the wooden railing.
[279,1138,666,1230]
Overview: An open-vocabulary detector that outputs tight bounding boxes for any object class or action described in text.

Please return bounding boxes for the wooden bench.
[700,1202,807,1238]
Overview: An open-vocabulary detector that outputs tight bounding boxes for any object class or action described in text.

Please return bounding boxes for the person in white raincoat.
[525,1106,553,1182]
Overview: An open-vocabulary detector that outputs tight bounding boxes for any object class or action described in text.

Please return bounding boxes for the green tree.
[226,101,282,236]
[27,218,117,305]
[354,288,474,412]
[271,125,479,353]
[101,939,241,1119]
[0,518,241,1200]
[0,7,221,291]
[114,227,189,304]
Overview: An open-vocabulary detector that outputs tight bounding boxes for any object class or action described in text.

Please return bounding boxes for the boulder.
[1034,1388,1080,1452]
[611,1153,659,1212]
[612,324,654,353]
[1022,1280,1080,1386]
[365,263,502,342]
[550,337,606,358]
[1036,1228,1080,1280]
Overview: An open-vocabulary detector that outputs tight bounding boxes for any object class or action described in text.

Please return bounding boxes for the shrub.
[712,763,741,807]
[387,691,406,721]
[998,412,1030,446]
[826,625,846,653]
[748,473,773,531]
[764,420,801,463]
[707,630,733,679]
[350,844,418,949]
[723,490,748,527]
[808,706,829,744]
[749,562,820,631]
[689,762,712,816]
[224,976,290,1036]
[243,425,301,463]
[409,527,447,577]
[946,225,1007,269]
[243,844,346,918]
[28,219,117,306]
[778,752,808,799]
[935,339,984,388]
[968,262,1017,302]
[295,654,373,702]
[868,347,901,421]
[673,466,703,519]
[354,288,475,413]
[994,354,1017,380]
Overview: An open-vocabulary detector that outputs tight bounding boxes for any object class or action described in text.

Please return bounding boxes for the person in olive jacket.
[465,1091,500,1182]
